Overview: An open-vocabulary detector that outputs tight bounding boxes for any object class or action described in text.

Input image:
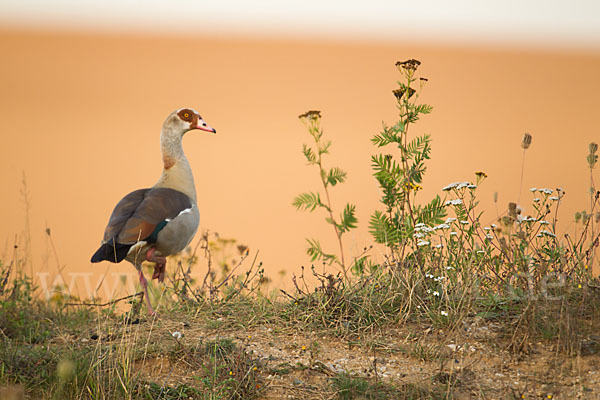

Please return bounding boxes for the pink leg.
[138,269,156,316]
[145,248,167,282]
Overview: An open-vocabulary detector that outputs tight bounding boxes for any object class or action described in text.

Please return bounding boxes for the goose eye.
[184,113,189,118]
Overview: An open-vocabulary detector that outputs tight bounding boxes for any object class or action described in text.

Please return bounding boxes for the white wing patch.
[175,206,193,218]
[165,205,193,223]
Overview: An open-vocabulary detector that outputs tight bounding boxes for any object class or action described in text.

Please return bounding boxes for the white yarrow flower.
[442,182,460,191]
[417,240,430,247]
[450,232,458,236]
[539,220,550,225]
[549,196,559,201]
[444,199,463,206]
[533,198,541,203]
[540,230,557,238]
[433,291,440,297]
[529,187,537,192]
[441,310,448,316]
[172,331,183,339]
[445,217,457,223]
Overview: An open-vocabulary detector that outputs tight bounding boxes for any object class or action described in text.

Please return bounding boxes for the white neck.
[153,125,197,202]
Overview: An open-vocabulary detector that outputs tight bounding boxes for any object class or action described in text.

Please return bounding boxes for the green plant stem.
[590,168,596,268]
[314,133,348,280]
[399,74,421,265]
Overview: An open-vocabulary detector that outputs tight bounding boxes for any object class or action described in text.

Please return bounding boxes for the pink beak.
[195,118,216,133]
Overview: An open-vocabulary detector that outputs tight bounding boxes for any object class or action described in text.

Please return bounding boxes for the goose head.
[163,108,216,137]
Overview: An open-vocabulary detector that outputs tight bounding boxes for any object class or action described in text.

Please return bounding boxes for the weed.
[293,110,361,280]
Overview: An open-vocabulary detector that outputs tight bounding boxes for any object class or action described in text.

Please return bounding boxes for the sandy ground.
[72,311,600,400]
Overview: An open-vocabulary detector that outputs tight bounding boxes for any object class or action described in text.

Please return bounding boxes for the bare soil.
[81,312,600,400]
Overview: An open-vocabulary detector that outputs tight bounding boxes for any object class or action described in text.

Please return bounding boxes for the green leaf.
[415,103,433,114]
[371,154,404,208]
[306,238,337,264]
[371,124,400,147]
[392,120,405,134]
[414,195,448,226]
[371,154,402,185]
[318,140,332,155]
[369,211,399,247]
[338,204,358,234]
[405,134,431,157]
[351,256,368,275]
[302,144,317,164]
[292,192,323,211]
[327,167,347,186]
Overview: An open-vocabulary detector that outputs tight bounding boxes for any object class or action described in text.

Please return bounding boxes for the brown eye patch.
[177,109,194,122]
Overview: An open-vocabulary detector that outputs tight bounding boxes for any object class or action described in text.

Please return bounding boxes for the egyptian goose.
[91,108,215,315]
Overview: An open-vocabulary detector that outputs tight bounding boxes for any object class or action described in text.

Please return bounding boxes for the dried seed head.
[393,87,416,100]
[521,133,532,150]
[298,110,321,121]
[596,212,600,223]
[395,59,421,72]
[493,191,498,203]
[587,143,598,169]
[508,202,518,219]
[583,212,591,224]
[575,211,582,223]
[475,171,488,185]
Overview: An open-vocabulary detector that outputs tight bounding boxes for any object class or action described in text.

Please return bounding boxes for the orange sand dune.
[1,28,599,298]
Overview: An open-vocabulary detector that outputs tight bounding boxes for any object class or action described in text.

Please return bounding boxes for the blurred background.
[1,0,600,298]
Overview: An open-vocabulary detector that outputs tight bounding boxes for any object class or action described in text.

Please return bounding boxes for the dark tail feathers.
[91,238,132,263]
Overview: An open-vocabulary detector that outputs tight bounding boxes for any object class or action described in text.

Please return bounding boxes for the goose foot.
[145,248,167,282]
